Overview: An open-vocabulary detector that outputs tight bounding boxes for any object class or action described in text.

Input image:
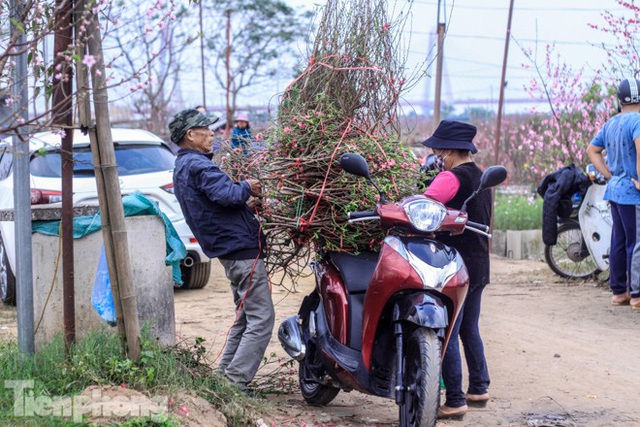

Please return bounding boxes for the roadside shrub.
[0,331,259,426]
[493,191,542,231]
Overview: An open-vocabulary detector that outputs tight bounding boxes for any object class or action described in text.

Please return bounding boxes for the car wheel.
[179,260,211,290]
[0,235,16,305]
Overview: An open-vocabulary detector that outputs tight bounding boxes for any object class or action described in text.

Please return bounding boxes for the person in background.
[586,78,640,309]
[169,108,275,392]
[231,112,252,155]
[421,120,492,420]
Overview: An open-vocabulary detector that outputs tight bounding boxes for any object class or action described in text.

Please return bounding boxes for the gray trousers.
[218,258,275,386]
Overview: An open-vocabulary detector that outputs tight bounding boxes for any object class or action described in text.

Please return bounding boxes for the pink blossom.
[82,55,97,69]
[52,129,67,138]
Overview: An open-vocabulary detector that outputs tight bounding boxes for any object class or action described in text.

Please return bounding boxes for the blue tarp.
[31,193,187,285]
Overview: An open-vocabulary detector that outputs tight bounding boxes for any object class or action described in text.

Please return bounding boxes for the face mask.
[434,152,449,172]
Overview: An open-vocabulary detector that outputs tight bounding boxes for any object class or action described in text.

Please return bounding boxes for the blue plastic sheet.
[91,245,116,326]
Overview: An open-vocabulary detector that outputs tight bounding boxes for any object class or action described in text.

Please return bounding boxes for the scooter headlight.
[403,199,447,232]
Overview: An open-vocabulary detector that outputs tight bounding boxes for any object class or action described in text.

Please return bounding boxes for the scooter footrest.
[333,351,359,372]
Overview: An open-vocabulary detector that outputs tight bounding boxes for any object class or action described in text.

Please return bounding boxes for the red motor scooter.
[279,153,507,427]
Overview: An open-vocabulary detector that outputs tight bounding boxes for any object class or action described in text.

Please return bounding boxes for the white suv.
[0,128,211,305]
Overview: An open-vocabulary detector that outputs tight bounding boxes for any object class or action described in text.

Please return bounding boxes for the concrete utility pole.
[52,0,76,353]
[495,0,515,165]
[433,0,446,124]
[199,1,206,110]
[490,0,515,252]
[11,0,35,357]
[225,9,232,139]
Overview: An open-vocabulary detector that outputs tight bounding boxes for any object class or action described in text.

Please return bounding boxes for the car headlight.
[403,198,446,232]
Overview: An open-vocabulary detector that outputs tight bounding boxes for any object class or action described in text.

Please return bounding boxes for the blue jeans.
[609,202,640,298]
[442,284,490,408]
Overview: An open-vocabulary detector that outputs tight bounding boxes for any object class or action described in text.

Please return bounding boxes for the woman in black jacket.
[422,120,492,420]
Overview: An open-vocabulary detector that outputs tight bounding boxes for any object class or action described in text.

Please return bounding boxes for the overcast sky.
[246,0,629,115]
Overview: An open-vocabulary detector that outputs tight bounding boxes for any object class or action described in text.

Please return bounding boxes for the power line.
[412,0,626,12]
[450,34,600,46]
[442,74,537,80]
[440,56,529,69]
[406,29,607,47]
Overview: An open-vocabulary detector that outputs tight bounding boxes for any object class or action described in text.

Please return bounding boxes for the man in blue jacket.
[169,108,275,390]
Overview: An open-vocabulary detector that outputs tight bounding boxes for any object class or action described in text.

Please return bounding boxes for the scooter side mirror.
[479,165,508,191]
[339,152,388,204]
[340,153,371,179]
[460,165,508,212]
[421,153,438,173]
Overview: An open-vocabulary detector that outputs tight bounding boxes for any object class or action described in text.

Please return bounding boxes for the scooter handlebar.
[465,220,492,237]
[466,220,489,233]
[347,210,379,223]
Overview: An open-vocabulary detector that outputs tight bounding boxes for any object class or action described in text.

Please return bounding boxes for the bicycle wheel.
[544,223,600,279]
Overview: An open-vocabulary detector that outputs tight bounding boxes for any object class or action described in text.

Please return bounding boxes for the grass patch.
[0,331,261,426]
[493,191,542,231]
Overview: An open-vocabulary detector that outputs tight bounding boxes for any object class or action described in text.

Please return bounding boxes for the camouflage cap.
[168,109,220,145]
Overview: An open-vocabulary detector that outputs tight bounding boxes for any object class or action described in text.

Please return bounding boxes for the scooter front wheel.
[544,223,600,279]
[399,328,441,427]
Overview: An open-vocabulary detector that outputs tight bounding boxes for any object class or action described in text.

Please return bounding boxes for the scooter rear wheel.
[399,328,441,427]
[544,223,600,279]
[298,342,340,406]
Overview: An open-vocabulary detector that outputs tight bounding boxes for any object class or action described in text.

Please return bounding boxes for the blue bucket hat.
[421,120,478,154]
[169,109,220,145]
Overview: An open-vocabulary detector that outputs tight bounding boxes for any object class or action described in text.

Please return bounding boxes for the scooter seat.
[327,251,379,293]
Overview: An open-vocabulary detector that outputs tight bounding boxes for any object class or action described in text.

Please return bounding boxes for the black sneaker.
[242,387,264,399]
[232,381,264,399]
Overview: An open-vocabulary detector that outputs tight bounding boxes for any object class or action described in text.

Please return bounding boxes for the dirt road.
[174,256,640,427]
[2,255,638,426]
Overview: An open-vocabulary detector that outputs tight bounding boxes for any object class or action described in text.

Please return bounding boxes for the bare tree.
[200,0,313,120]
[102,1,196,139]
[0,0,183,136]
[0,1,61,132]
